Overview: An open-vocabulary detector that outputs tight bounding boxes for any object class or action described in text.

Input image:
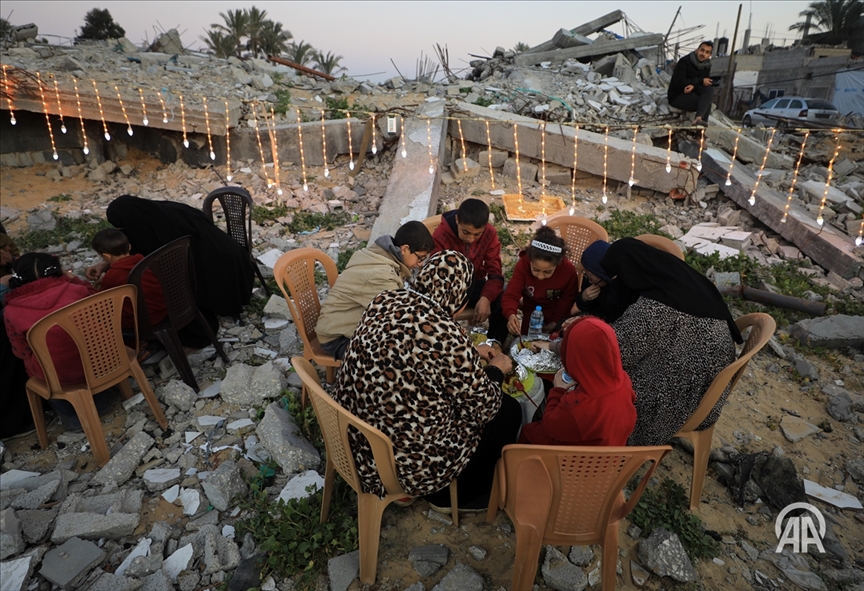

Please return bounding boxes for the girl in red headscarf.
[520,316,636,446]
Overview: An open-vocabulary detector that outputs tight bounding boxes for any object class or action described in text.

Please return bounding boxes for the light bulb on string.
[202,96,216,160]
[158,90,169,124]
[178,94,189,148]
[484,119,495,190]
[345,110,355,170]
[426,118,435,175]
[224,100,233,181]
[781,130,809,224]
[856,220,863,246]
[2,65,16,125]
[602,126,609,204]
[50,76,67,133]
[540,121,547,201]
[72,78,89,155]
[570,125,579,215]
[296,108,309,192]
[252,102,272,189]
[457,118,468,172]
[138,88,149,126]
[114,85,133,136]
[399,115,407,158]
[513,122,524,211]
[91,80,111,141]
[628,126,638,187]
[320,109,329,178]
[370,114,377,155]
[725,128,742,186]
[748,128,776,206]
[816,133,842,226]
[266,106,282,195]
[36,72,59,160]
[664,128,673,174]
[696,128,705,171]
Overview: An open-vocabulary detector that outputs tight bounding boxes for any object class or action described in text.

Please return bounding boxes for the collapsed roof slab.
[525,10,624,55]
[706,128,795,169]
[369,99,448,241]
[516,33,664,67]
[231,118,367,168]
[457,103,699,195]
[682,143,863,280]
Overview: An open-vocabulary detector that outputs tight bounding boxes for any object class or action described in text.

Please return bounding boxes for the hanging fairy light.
[114,85,133,136]
[782,131,809,224]
[696,128,705,171]
[664,128,673,174]
[223,100,233,181]
[158,90,169,124]
[320,109,330,178]
[345,110,355,170]
[540,121,547,200]
[426,117,435,175]
[628,126,638,187]
[484,119,495,190]
[602,126,610,204]
[725,128,742,186]
[2,65,16,125]
[457,118,468,171]
[399,115,407,158]
[370,113,377,155]
[856,220,863,247]
[513,123,524,211]
[570,125,579,215]
[137,88,149,126]
[50,76,67,133]
[178,94,189,148]
[296,108,309,191]
[202,96,215,160]
[252,103,272,189]
[267,106,283,195]
[72,78,89,155]
[816,135,842,226]
[37,73,59,160]
[90,80,111,141]
[748,128,776,206]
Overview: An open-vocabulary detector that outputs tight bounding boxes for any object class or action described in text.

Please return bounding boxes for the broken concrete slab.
[40,537,105,590]
[0,509,24,559]
[780,415,822,443]
[517,33,664,66]
[552,28,593,49]
[0,555,32,591]
[459,103,698,196]
[789,315,864,349]
[255,402,321,474]
[705,128,795,169]
[201,461,247,511]
[92,431,155,487]
[681,145,863,280]
[52,512,140,544]
[525,10,625,54]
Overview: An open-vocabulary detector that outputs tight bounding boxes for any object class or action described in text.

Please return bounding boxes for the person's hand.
[507,314,521,335]
[683,84,694,94]
[582,284,602,302]
[473,296,491,324]
[476,344,495,362]
[85,261,110,281]
[560,316,579,332]
[0,274,10,286]
[488,353,513,376]
[553,368,571,389]
[528,340,550,353]
[702,77,712,87]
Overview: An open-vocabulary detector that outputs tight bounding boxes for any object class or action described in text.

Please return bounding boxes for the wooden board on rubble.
[502,194,567,222]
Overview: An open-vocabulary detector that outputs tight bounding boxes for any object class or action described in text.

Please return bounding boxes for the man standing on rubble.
[667,40,714,126]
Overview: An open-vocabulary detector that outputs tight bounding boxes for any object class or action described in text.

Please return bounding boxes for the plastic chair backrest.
[202,186,254,252]
[27,285,139,395]
[421,215,441,235]
[273,249,339,348]
[292,357,404,495]
[677,313,776,433]
[545,216,608,273]
[635,234,685,260]
[128,236,197,335]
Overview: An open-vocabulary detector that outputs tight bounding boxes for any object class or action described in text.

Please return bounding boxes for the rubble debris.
[516,34,665,67]
[790,315,864,349]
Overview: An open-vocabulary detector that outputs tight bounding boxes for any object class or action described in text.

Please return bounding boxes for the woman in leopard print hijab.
[332,250,521,508]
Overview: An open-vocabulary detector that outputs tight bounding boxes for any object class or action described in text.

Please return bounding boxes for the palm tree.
[258,20,292,57]
[213,9,248,57]
[789,0,863,44]
[512,41,530,53]
[201,29,236,58]
[245,6,269,58]
[313,51,347,75]
[285,40,316,66]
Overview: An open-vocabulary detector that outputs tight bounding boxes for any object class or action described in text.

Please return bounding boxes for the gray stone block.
[201,461,247,512]
[18,508,57,544]
[790,315,864,349]
[502,158,538,182]
[160,380,197,412]
[138,569,174,591]
[328,550,359,591]
[92,431,155,487]
[256,403,320,473]
[52,512,140,544]
[39,537,105,590]
[63,489,143,515]
[637,528,697,583]
[0,509,24,559]
[89,572,142,591]
[10,479,59,510]
[263,295,291,319]
[542,545,588,591]
[568,545,595,567]
[431,562,485,591]
[27,209,57,232]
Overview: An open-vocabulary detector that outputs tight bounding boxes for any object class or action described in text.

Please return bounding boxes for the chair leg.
[253,260,271,296]
[684,425,715,512]
[325,365,336,385]
[157,327,200,392]
[486,461,502,524]
[67,392,110,466]
[26,388,49,450]
[117,377,134,400]
[130,362,168,430]
[357,492,390,585]
[600,522,619,591]
[511,523,544,591]
[320,459,336,523]
[197,311,229,363]
[449,479,459,527]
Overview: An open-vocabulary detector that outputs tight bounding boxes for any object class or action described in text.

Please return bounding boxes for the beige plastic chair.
[274,249,341,401]
[291,357,459,585]
[25,285,168,466]
[675,312,776,511]
[421,214,474,323]
[486,444,671,591]
[636,233,685,260]
[545,216,608,283]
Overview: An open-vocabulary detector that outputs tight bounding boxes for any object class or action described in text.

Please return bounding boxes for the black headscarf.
[106,195,254,318]
[600,237,742,343]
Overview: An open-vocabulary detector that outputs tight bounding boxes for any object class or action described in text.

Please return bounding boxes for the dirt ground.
[2,149,863,591]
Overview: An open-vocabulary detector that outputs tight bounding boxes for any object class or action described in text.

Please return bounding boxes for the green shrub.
[273,88,292,115]
[596,209,665,240]
[251,203,289,225]
[287,211,350,234]
[15,215,113,252]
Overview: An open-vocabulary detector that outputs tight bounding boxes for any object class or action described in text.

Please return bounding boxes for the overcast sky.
[3,1,810,82]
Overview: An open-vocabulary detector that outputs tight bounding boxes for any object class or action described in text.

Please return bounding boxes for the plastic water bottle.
[527,306,544,339]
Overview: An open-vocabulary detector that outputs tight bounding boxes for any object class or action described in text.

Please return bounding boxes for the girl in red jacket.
[520,316,636,446]
[502,226,579,336]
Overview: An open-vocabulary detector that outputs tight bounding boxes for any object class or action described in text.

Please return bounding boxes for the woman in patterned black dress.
[596,238,742,446]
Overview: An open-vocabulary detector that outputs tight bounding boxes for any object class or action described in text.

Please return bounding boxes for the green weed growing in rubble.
[15,214,113,252]
[596,209,666,240]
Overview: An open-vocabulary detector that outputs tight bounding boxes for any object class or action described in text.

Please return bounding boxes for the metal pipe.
[266,55,335,81]
[717,284,827,316]
[722,4,743,114]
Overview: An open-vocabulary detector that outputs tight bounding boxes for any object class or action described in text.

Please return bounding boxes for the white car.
[742,96,840,128]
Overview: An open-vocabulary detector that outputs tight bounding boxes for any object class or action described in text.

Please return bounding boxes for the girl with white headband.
[502,226,579,336]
